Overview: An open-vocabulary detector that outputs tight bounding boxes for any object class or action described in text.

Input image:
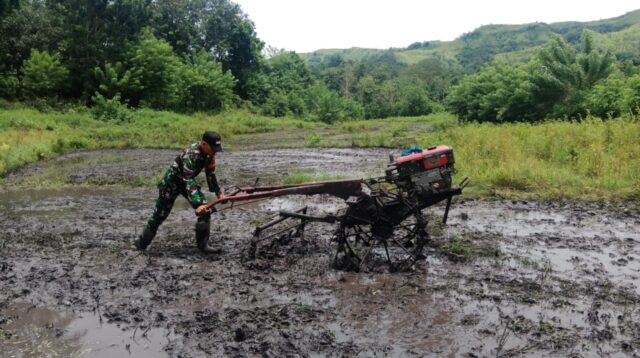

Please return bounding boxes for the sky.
[232,0,640,53]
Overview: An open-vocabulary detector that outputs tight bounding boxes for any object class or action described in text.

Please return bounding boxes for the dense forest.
[1,0,639,123]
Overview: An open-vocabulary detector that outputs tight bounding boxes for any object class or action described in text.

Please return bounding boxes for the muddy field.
[1,148,639,357]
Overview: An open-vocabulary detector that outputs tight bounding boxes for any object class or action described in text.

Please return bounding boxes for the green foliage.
[447,64,536,122]
[529,33,614,118]
[126,33,182,109]
[91,94,136,123]
[458,23,555,71]
[260,52,313,117]
[53,0,153,98]
[586,73,640,117]
[398,57,463,101]
[266,52,314,94]
[0,0,20,18]
[178,50,237,112]
[304,83,363,123]
[448,32,619,122]
[259,52,363,121]
[93,62,134,100]
[0,0,262,104]
[20,49,69,98]
[2,107,638,201]
[1,2,640,124]
[0,73,19,98]
[353,76,439,119]
[0,1,64,75]
[202,0,264,99]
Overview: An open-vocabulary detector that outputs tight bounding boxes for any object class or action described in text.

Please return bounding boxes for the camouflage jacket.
[169,142,221,197]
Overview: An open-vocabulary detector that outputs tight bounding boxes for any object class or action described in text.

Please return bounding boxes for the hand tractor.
[199,146,469,272]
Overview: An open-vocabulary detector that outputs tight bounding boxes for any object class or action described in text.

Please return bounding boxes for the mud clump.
[1,148,639,357]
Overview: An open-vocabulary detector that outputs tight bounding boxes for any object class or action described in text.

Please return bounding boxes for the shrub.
[91,94,135,123]
[20,49,69,98]
[125,33,182,109]
[0,73,19,98]
[178,50,236,112]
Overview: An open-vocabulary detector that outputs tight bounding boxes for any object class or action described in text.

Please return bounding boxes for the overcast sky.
[232,0,640,53]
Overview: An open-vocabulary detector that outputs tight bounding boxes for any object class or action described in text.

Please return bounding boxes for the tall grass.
[1,107,638,201]
[421,117,640,200]
[0,108,313,175]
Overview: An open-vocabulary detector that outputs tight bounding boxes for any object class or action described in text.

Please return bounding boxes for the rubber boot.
[195,217,218,254]
[134,225,156,251]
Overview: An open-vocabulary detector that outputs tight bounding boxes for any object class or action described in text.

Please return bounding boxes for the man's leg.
[180,184,218,253]
[195,214,218,253]
[135,176,178,250]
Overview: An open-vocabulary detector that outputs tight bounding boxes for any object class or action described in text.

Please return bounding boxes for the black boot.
[134,225,156,251]
[195,217,219,254]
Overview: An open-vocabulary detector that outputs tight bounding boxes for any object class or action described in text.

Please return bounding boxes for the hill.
[301,9,640,71]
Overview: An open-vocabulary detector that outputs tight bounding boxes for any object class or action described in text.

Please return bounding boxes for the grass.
[1,104,639,201]
[281,172,350,185]
[0,107,316,175]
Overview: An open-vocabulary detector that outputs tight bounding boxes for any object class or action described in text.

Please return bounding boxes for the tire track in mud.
[1,148,639,357]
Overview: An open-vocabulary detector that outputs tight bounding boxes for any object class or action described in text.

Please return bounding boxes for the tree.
[304,83,363,123]
[93,62,134,99]
[266,52,313,93]
[399,57,462,102]
[152,0,203,55]
[0,0,20,18]
[259,52,316,118]
[397,80,437,117]
[49,0,152,98]
[201,0,263,98]
[0,2,64,76]
[447,64,536,122]
[529,32,614,117]
[125,33,182,109]
[178,50,236,112]
[20,49,69,98]
[586,73,640,117]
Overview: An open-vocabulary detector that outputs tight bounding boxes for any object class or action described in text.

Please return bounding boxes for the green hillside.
[301,9,640,71]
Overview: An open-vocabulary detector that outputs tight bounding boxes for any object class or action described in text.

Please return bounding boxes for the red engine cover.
[396,145,453,170]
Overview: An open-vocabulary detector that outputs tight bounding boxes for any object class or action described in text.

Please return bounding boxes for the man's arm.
[205,160,222,197]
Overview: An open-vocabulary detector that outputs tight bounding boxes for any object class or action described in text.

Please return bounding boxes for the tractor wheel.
[332,211,429,272]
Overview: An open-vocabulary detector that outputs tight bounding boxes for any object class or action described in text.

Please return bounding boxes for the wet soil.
[1,148,639,357]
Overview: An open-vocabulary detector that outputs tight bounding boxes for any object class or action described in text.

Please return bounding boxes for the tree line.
[448,32,640,122]
[1,0,639,123]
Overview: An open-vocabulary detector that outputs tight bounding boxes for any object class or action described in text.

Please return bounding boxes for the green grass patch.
[281,172,349,185]
[1,106,638,201]
[0,107,314,175]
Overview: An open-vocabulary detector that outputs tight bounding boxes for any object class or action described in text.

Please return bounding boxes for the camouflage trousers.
[146,168,210,235]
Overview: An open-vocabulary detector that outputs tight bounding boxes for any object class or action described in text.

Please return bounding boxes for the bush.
[586,73,640,117]
[304,84,363,123]
[125,33,182,109]
[20,49,69,99]
[0,73,19,98]
[178,50,236,112]
[91,94,135,123]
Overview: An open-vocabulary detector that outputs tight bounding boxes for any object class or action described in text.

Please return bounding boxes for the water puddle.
[0,303,173,358]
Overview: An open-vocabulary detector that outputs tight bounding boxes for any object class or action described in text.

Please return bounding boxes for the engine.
[385,145,456,195]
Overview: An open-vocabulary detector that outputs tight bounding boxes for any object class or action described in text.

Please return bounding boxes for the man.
[135,131,225,253]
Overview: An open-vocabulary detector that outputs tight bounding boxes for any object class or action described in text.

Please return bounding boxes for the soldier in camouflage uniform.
[135,131,225,253]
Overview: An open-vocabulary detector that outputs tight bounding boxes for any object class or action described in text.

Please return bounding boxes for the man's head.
[202,131,223,155]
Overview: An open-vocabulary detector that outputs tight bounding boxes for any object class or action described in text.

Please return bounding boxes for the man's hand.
[217,192,225,200]
[195,205,209,216]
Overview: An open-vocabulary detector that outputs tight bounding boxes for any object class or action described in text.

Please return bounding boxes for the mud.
[1,148,639,357]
